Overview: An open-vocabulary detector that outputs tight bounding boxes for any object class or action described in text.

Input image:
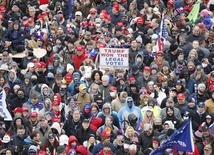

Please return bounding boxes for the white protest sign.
[99,48,129,68]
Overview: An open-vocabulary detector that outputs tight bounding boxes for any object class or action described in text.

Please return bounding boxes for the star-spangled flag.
[151,120,194,155]
[68,0,74,22]
[156,14,168,52]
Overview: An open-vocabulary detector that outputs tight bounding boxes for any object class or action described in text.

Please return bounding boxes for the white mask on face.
[124,143,130,149]
[110,92,116,97]
[35,25,40,30]
[202,63,207,67]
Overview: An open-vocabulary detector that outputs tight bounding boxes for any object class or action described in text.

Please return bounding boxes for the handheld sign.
[99,48,129,68]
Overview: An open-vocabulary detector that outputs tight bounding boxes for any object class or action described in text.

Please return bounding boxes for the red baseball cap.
[30,112,38,117]
[76,46,83,51]
[41,11,47,16]
[129,77,136,83]
[36,62,46,68]
[177,93,185,99]
[28,17,34,23]
[113,3,120,11]
[136,17,143,24]
[22,107,28,112]
[144,66,151,71]
[109,86,117,92]
[12,107,23,113]
[101,131,111,137]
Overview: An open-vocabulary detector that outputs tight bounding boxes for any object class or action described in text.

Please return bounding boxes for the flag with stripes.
[151,120,195,155]
[157,15,168,52]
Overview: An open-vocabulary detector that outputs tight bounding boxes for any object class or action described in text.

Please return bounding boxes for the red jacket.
[72,54,87,70]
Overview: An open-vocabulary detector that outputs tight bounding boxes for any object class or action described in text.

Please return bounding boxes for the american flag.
[157,14,168,52]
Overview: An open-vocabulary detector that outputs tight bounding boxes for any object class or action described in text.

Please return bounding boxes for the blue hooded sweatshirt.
[118,97,142,129]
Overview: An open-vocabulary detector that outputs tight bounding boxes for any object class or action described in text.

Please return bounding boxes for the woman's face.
[91,86,98,94]
[6,150,12,155]
[189,52,196,59]
[94,73,100,80]
[49,137,55,143]
[127,129,133,136]
[0,77,4,85]
[29,66,35,72]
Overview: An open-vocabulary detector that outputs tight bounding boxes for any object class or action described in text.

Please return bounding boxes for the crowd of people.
[0,0,213,154]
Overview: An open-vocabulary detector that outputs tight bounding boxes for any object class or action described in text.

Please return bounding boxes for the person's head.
[13,20,19,30]
[56,145,66,155]
[126,97,134,109]
[30,94,38,105]
[73,109,81,121]
[198,83,206,94]
[101,75,109,86]
[79,84,86,94]
[103,142,112,154]
[203,144,212,155]
[39,116,48,127]
[129,144,137,155]
[2,51,9,62]
[166,98,174,107]
[102,103,111,115]
[192,40,199,49]
[17,125,25,137]
[202,126,210,137]
[82,119,90,130]
[30,131,40,142]
[197,102,205,113]
[144,123,153,135]
[126,126,135,137]
[105,116,113,126]
[152,137,160,149]
[143,66,151,77]
[166,106,174,117]
[192,25,200,36]
[177,93,185,104]
[52,101,60,112]
[169,87,177,98]
[48,133,56,144]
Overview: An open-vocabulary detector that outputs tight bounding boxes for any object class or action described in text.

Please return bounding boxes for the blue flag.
[151,120,194,155]
[157,14,168,52]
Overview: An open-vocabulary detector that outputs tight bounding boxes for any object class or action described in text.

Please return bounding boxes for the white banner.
[99,48,129,68]
[0,89,12,121]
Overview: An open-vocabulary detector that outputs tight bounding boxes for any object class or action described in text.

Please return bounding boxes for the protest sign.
[99,48,129,68]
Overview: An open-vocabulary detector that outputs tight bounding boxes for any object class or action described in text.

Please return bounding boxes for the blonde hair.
[89,83,100,93]
[188,49,198,59]
[125,126,135,136]
[28,40,39,48]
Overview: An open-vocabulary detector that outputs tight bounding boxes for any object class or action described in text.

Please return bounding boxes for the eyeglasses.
[157,55,163,57]
[127,101,132,103]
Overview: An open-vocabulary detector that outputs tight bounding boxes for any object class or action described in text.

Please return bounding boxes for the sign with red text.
[100,48,129,68]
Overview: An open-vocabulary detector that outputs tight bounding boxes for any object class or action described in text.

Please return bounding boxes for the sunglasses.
[157,55,163,57]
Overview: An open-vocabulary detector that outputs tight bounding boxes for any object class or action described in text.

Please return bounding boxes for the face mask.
[60,90,66,96]
[202,63,207,67]
[35,25,40,30]
[17,94,24,98]
[71,143,76,148]
[127,100,132,109]
[153,124,162,129]
[43,91,49,96]
[31,79,37,85]
[124,143,130,149]
[110,92,116,97]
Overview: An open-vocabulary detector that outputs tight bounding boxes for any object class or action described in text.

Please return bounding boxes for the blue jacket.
[186,78,196,95]
[2,27,25,45]
[68,72,85,95]
[118,97,142,129]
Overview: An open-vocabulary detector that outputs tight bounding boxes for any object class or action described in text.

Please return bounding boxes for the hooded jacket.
[111,92,126,113]
[66,136,78,152]
[8,69,22,94]
[118,97,142,129]
[40,84,54,100]
[68,71,84,95]
[51,122,61,135]
[97,103,120,129]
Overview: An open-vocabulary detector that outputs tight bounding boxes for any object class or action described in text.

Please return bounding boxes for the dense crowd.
[0,0,214,154]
